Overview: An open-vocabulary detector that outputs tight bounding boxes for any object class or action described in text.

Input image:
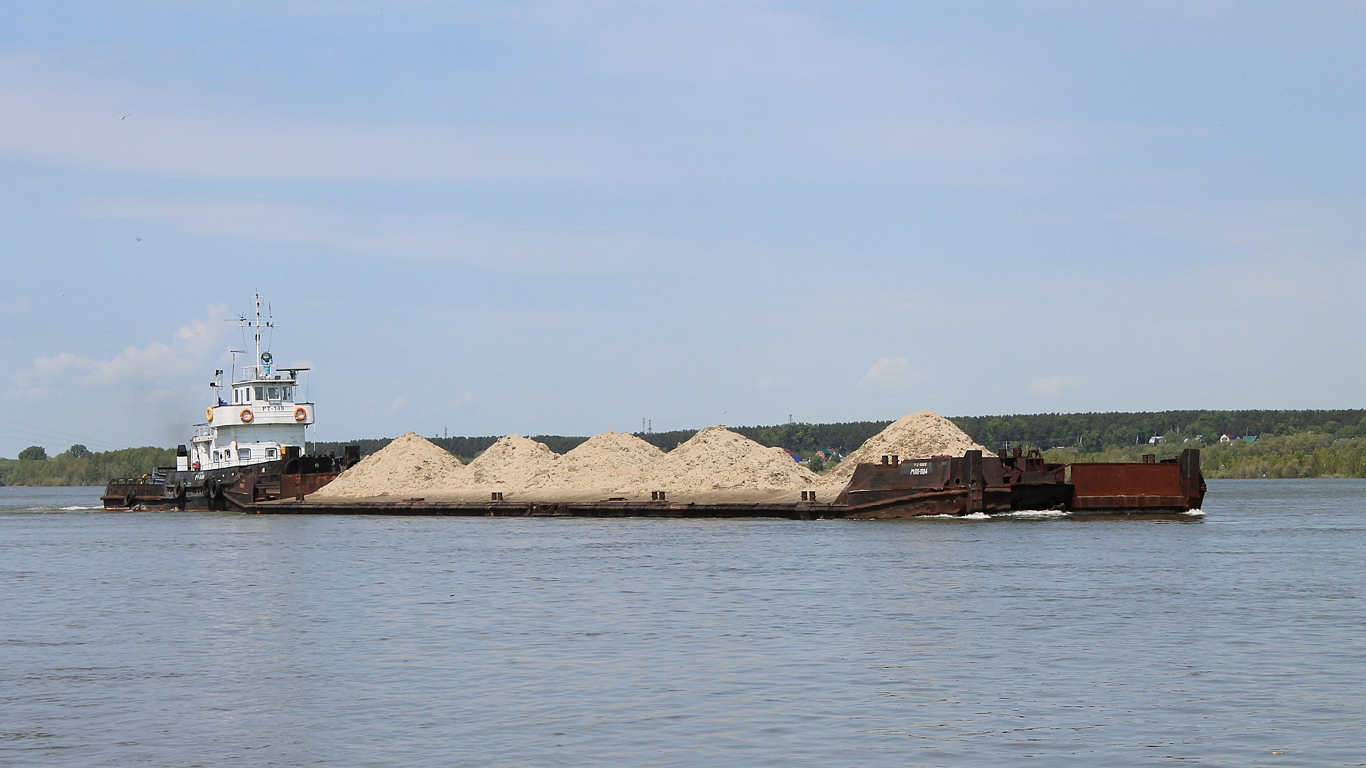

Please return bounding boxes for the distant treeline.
[308,421,897,465]
[11,410,1366,486]
[312,411,1366,465]
[0,446,176,487]
[1042,432,1366,479]
[955,410,1366,452]
[307,435,593,465]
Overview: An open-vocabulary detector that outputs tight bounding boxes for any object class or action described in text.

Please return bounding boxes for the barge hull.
[258,499,839,520]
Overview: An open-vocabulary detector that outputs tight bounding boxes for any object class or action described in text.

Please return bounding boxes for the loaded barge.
[255,447,1205,518]
[106,296,1205,518]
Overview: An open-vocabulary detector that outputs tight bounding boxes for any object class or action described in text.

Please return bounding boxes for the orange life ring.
[294,407,307,422]
[240,408,254,423]
[206,407,214,422]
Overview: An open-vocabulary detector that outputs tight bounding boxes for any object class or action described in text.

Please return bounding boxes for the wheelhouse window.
[282,386,292,401]
[265,447,277,458]
[254,386,265,400]
[267,386,281,400]
[213,451,221,461]
[239,448,252,460]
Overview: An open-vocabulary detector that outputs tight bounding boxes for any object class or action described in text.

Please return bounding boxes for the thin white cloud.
[0,56,644,185]
[531,0,1139,174]
[0,12,1142,190]
[69,195,710,275]
[857,356,922,392]
[844,119,1125,165]
[4,306,236,451]
[14,307,231,390]
[1107,197,1366,256]
[1029,375,1082,397]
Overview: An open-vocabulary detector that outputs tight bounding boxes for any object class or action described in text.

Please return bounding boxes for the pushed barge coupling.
[256,448,1206,518]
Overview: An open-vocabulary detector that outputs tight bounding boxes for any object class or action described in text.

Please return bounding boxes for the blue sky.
[2,1,1364,455]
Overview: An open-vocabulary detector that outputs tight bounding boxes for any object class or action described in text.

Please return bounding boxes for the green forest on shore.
[1040,433,1366,479]
[0,445,175,487]
[6,410,1366,486]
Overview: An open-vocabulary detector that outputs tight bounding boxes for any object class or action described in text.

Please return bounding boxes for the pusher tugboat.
[103,296,356,511]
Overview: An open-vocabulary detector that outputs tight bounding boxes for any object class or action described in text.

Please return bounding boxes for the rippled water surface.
[2,481,1363,767]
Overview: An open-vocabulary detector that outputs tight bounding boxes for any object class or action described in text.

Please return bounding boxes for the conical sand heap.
[819,410,988,489]
[463,435,559,489]
[312,431,467,498]
[617,425,818,498]
[529,431,664,492]
[308,411,985,501]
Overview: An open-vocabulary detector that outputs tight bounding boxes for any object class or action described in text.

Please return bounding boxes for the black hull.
[103,454,346,511]
[104,467,246,511]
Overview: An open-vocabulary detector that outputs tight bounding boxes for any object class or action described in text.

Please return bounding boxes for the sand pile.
[529,431,664,492]
[820,411,989,488]
[312,412,987,501]
[462,435,559,489]
[312,431,466,498]
[617,425,818,497]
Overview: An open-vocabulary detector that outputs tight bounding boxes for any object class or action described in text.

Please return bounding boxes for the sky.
[2,1,1364,456]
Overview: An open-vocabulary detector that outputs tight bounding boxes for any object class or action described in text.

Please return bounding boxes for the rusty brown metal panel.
[1070,463,1185,498]
[280,472,338,500]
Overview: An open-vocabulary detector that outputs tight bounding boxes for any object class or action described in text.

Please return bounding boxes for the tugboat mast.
[238,293,275,379]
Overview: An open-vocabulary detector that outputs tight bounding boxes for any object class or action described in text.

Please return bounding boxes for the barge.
[105,296,1205,518]
[255,448,1205,518]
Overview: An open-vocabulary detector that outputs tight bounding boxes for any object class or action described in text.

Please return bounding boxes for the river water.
[1,480,1362,767]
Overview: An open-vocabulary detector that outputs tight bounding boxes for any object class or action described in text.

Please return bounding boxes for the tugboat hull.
[102,452,351,511]
[100,294,355,512]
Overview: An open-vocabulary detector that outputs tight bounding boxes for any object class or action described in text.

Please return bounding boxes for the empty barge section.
[1069,449,1205,511]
